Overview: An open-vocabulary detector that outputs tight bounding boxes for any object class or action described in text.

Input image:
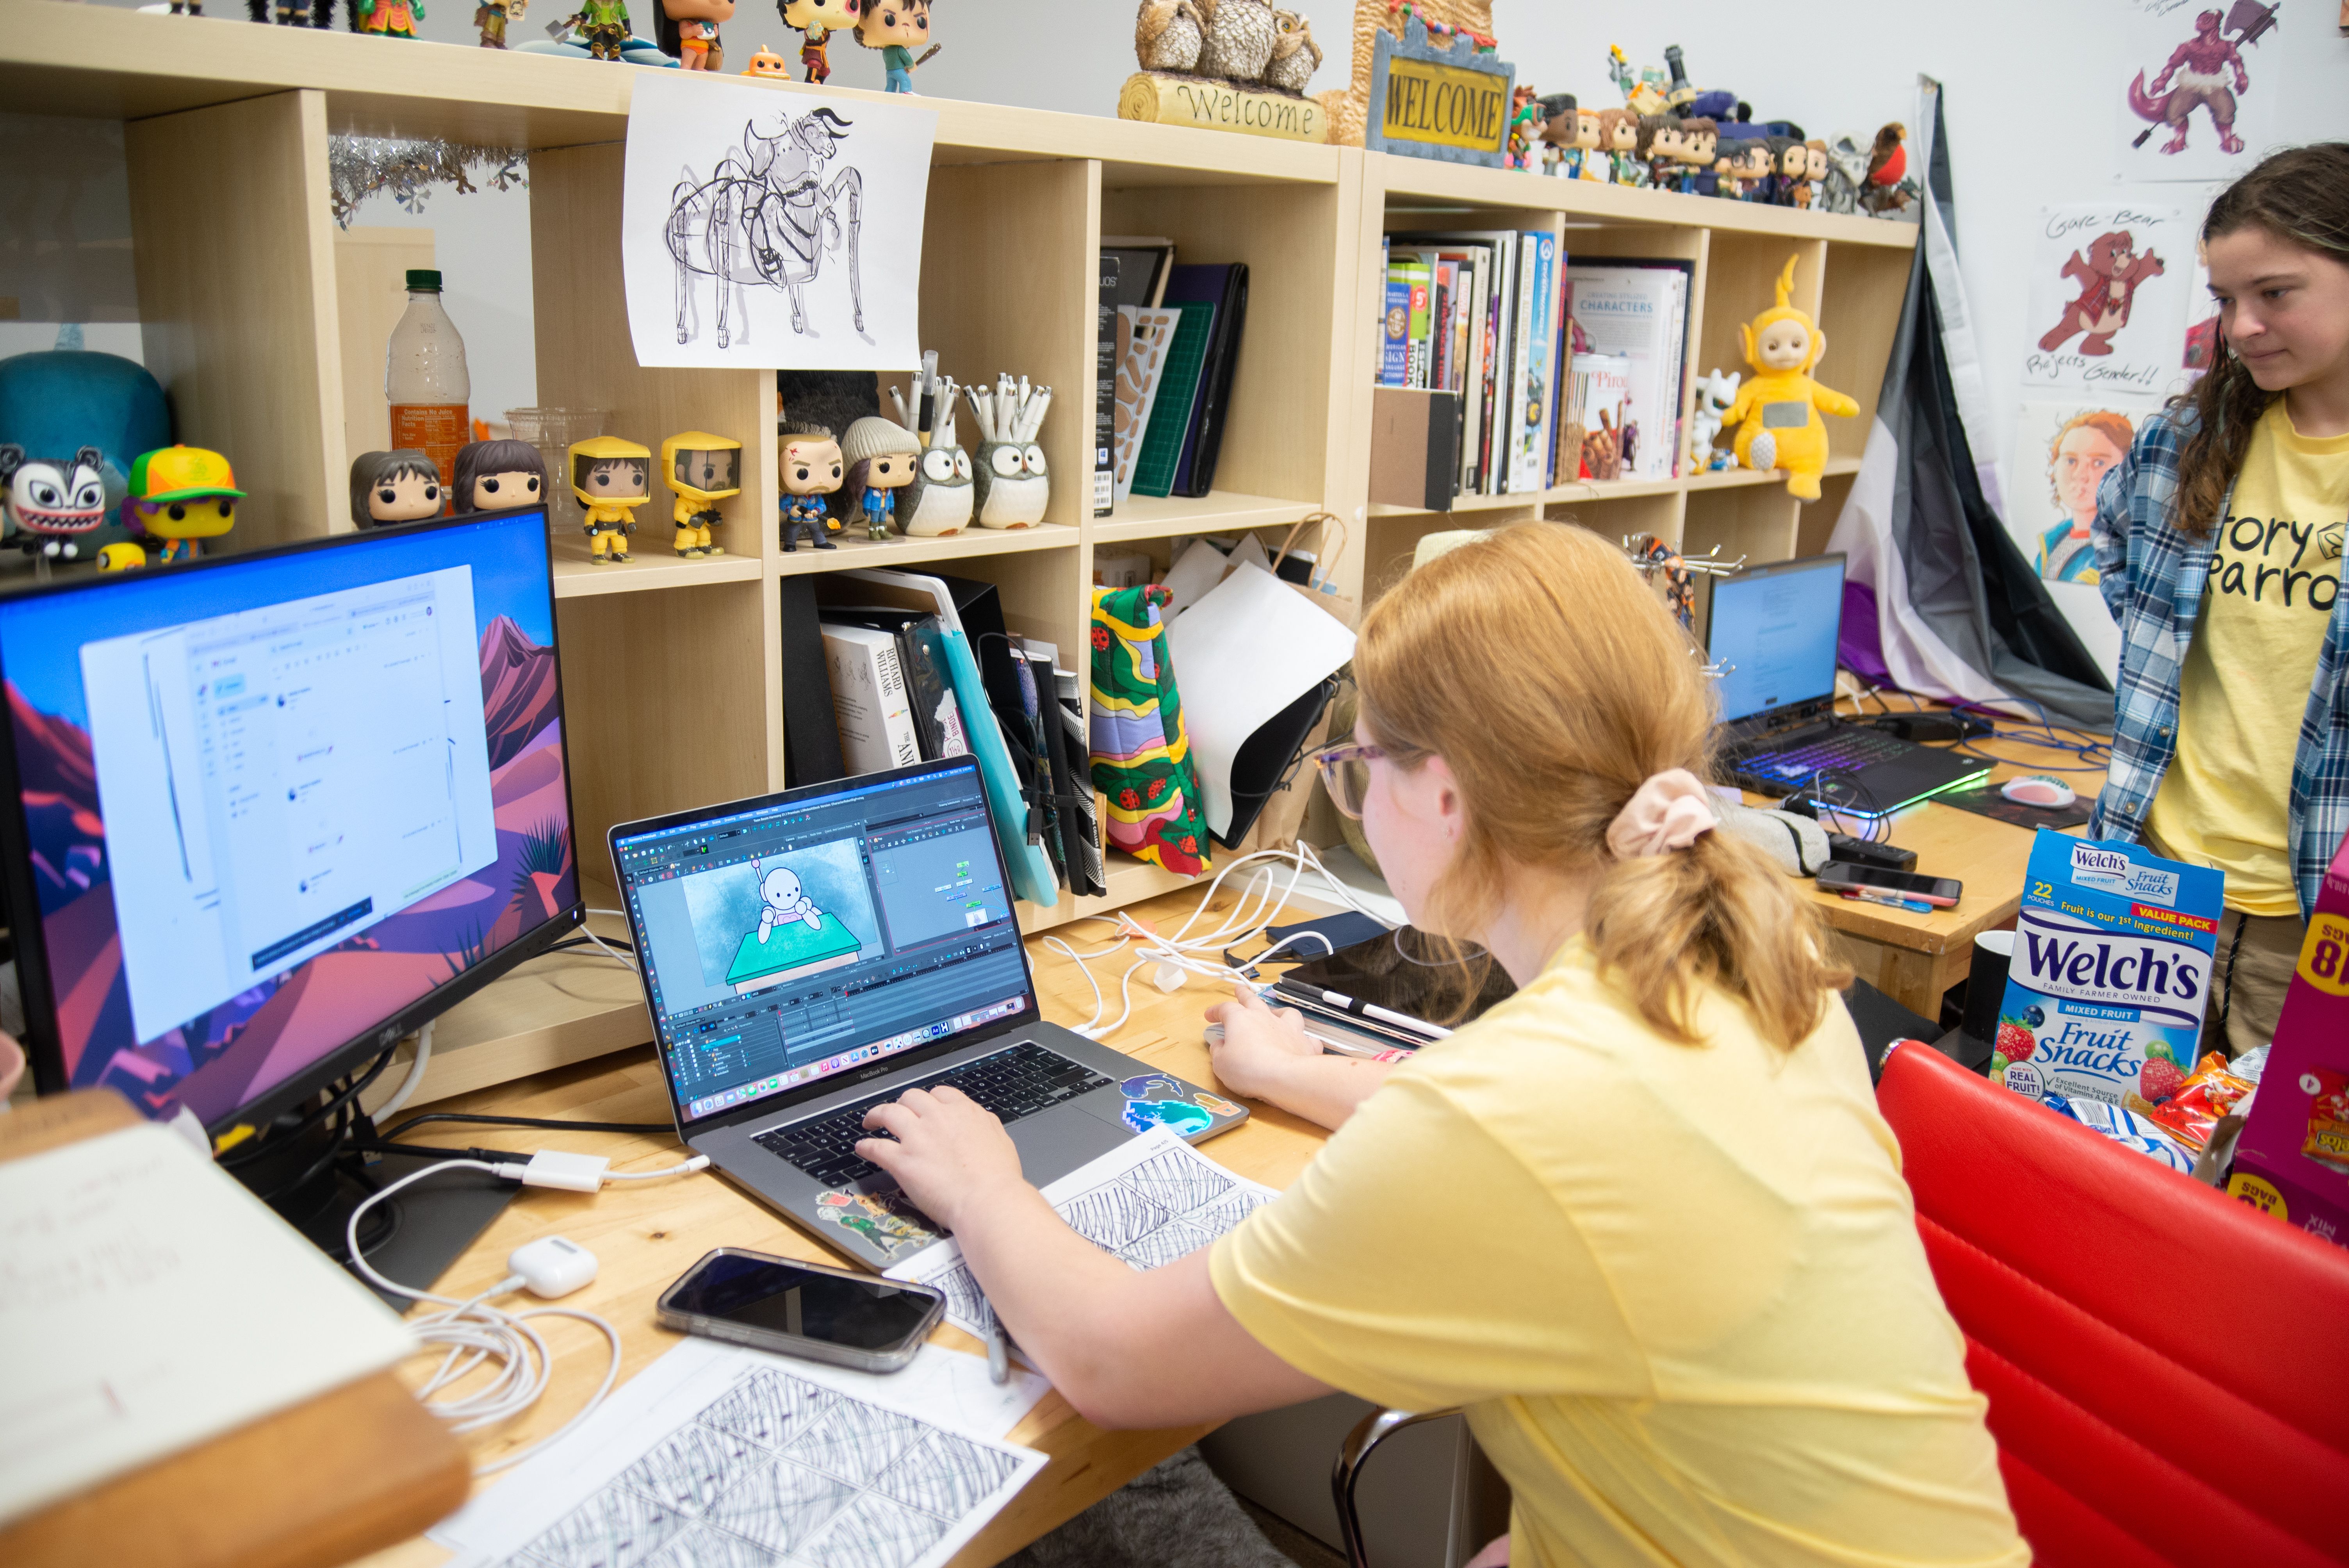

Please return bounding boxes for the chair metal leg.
[1330,1405,1463,1568]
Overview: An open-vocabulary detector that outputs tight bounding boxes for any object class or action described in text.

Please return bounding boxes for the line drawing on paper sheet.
[492,1366,1026,1568]
[902,1136,1276,1338]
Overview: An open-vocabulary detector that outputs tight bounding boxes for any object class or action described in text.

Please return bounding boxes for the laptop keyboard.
[752,1041,1112,1189]
[1736,727,1911,784]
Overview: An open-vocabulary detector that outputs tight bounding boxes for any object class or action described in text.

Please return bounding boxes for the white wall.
[62,0,2349,497]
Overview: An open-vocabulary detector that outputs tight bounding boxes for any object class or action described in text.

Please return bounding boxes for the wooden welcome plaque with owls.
[1122,0,1330,143]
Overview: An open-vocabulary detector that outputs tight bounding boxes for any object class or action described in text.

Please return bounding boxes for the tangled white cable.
[346,1150,708,1474]
[1045,843,1394,1040]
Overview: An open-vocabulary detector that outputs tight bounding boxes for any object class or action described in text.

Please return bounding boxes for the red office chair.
[1878,1040,2349,1568]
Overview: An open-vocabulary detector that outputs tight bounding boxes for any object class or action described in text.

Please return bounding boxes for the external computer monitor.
[0,508,582,1154]
[611,758,1034,1137]
[1706,552,1848,727]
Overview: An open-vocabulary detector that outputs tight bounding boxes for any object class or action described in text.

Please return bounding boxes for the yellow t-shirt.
[2146,402,2348,917]
[1210,939,2025,1568]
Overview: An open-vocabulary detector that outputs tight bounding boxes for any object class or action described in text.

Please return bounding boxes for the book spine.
[1507,234,1539,492]
[1381,268,1409,387]
[823,629,922,775]
[1095,257,1118,516]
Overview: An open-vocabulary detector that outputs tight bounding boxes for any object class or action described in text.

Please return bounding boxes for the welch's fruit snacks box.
[1994,831,2223,1110]
[2228,835,2349,1251]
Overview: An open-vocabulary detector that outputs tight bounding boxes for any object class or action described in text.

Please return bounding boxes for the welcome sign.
[1365,16,1515,167]
[1994,831,2223,1111]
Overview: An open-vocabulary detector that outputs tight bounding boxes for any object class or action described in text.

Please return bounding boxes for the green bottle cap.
[405,269,444,291]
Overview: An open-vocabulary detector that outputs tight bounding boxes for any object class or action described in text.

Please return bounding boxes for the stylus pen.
[1841,887,1934,914]
[1273,982,1450,1041]
[987,1319,1011,1384]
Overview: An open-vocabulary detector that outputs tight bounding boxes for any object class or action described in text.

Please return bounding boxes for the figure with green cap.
[112,445,243,569]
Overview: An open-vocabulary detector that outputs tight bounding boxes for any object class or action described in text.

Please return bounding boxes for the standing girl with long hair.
[855,524,2025,1568]
[2092,143,2349,1054]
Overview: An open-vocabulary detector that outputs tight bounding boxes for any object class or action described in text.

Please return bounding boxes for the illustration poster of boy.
[2008,401,2144,671]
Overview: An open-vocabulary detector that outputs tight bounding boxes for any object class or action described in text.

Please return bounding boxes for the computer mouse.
[2001,775,2076,809]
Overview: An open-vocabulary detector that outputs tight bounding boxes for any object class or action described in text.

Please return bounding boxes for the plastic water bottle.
[386,269,470,508]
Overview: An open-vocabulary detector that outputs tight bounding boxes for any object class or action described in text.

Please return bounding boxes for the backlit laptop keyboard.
[1734,726,1911,784]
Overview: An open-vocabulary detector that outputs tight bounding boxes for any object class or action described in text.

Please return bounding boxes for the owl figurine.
[1262,10,1320,94]
[889,380,975,538]
[1135,0,1203,72]
[966,373,1051,530]
[1196,0,1276,83]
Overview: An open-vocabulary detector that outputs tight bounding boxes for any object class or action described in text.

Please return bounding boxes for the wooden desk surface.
[1756,719,2109,1015]
[353,882,1330,1568]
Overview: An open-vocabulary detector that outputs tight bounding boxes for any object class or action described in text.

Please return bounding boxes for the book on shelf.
[1564,261,1692,483]
[1131,300,1214,499]
[819,622,922,775]
[1094,252,1119,517]
[1568,353,1634,480]
[1101,236,1175,309]
[1164,262,1249,497]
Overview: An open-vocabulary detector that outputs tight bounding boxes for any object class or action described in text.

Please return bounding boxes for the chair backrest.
[1877,1041,2349,1568]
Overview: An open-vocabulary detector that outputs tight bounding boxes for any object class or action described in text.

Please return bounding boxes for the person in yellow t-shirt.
[2091,144,2349,1057]
[853,524,2025,1568]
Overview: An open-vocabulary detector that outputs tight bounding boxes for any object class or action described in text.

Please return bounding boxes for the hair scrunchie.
[1606,769,1717,859]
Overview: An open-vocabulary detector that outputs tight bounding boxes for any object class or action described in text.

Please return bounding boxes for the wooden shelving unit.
[0,3,1918,1102]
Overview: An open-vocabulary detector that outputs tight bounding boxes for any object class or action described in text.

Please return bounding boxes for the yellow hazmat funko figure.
[1727,255,1859,501]
[569,434,651,563]
[660,430,740,558]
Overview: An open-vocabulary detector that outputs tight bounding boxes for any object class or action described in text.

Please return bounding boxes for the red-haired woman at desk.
[858,525,2025,1568]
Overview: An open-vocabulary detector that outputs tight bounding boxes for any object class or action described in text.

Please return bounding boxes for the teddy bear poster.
[2021,200,2193,397]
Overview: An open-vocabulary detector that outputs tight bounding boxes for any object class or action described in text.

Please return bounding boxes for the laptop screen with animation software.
[1707,555,1847,725]
[615,761,1033,1130]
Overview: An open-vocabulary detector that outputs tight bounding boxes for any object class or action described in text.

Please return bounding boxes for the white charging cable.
[347,1149,708,1474]
[373,1019,435,1121]
[1050,844,1395,1040]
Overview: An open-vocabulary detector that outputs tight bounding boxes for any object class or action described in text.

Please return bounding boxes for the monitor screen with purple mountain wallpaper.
[0,509,577,1128]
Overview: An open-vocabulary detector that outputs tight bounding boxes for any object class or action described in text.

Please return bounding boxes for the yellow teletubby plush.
[1728,255,1859,501]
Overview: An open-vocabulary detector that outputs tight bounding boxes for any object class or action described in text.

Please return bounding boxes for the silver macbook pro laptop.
[610,756,1245,1270]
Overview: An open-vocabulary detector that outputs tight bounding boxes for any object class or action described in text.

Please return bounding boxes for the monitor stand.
[236,1118,517,1311]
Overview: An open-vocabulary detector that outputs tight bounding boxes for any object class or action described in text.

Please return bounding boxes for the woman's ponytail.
[1353,524,1848,1052]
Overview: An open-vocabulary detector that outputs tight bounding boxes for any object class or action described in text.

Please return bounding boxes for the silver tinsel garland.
[328,135,529,227]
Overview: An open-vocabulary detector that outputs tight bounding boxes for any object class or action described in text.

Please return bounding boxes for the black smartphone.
[656,1248,946,1373]
[1815,863,1963,908]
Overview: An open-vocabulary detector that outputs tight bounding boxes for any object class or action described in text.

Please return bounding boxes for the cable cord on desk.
[347,1152,707,1475]
[1045,843,1396,1041]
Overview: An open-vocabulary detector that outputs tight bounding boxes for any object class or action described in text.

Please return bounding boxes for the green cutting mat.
[1131,302,1214,499]
[724,915,862,986]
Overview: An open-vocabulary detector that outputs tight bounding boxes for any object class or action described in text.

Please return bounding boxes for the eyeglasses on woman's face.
[1312,741,1385,820]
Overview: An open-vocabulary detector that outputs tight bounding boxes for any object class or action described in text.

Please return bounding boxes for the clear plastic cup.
[504,408,609,536]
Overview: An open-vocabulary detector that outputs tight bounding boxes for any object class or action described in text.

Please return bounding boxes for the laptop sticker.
[814,1188,937,1258]
[1120,1072,1239,1117]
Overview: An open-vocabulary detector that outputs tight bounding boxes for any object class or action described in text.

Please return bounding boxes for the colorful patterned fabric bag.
[1088,584,1210,877]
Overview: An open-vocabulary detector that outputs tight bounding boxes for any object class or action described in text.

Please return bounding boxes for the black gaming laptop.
[1706,554,1991,818]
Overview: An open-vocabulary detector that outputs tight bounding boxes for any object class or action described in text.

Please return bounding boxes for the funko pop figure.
[0,443,107,563]
[119,445,241,566]
[660,0,734,69]
[453,438,547,515]
[568,435,651,562]
[855,0,928,92]
[780,0,861,83]
[351,449,443,530]
[779,422,844,552]
[840,415,919,541]
[660,430,740,557]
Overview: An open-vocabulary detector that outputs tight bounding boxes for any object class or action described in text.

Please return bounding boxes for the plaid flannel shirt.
[2088,403,2349,919]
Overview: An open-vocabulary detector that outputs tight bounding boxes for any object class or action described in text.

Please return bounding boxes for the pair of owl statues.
[1137,0,1322,95]
[884,374,1052,536]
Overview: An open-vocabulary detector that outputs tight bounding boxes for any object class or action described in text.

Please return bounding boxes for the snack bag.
[1994,832,2224,1109]
[2139,1052,2256,1152]
[2228,834,2349,1250]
